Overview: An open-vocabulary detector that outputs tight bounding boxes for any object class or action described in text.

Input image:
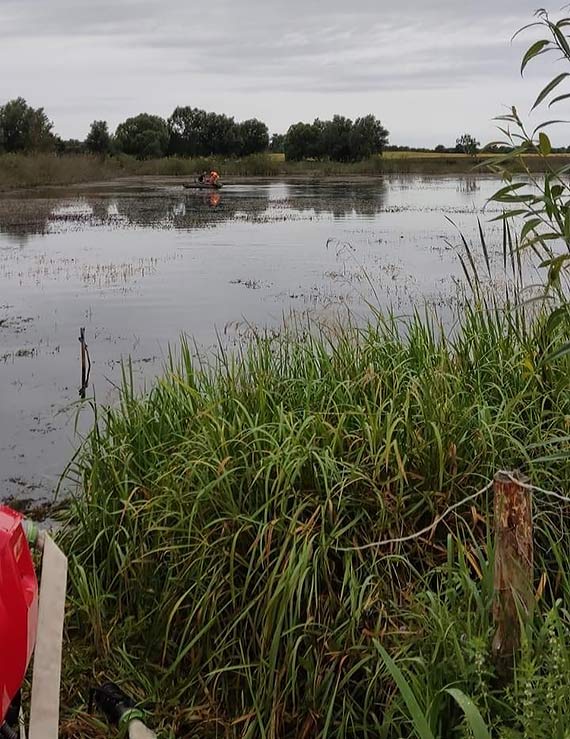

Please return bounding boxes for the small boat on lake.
[183,172,223,190]
[183,180,223,190]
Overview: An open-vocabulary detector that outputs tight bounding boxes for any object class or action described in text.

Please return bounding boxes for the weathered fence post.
[492,470,534,673]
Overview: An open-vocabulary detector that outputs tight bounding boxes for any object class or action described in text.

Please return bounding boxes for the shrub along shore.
[60,302,570,738]
[1,151,569,191]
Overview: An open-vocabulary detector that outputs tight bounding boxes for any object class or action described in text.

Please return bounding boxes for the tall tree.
[284,114,389,162]
[284,122,321,161]
[203,112,239,155]
[115,114,169,159]
[236,119,269,156]
[321,115,353,162]
[455,133,479,156]
[85,120,111,155]
[269,133,285,153]
[0,98,54,152]
[349,115,389,159]
[168,107,209,156]
[168,107,244,156]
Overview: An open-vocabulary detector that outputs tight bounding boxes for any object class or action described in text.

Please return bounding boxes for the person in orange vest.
[208,170,220,185]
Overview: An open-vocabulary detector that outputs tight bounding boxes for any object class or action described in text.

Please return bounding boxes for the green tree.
[321,115,353,162]
[115,114,169,159]
[236,119,269,156]
[85,120,111,155]
[0,97,54,152]
[203,112,239,155]
[348,114,389,159]
[455,133,479,155]
[55,137,86,155]
[284,121,322,161]
[168,107,209,156]
[285,115,388,162]
[269,133,285,153]
[168,107,245,156]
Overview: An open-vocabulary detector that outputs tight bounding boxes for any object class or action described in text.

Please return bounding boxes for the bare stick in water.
[79,328,91,399]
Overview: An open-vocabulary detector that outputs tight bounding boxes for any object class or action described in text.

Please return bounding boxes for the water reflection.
[456,178,480,194]
[0,175,507,505]
[0,181,390,240]
[283,182,388,219]
[0,198,58,244]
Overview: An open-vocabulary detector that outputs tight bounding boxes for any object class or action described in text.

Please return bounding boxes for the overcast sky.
[1,0,566,146]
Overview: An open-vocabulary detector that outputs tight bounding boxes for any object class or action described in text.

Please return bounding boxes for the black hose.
[0,722,19,739]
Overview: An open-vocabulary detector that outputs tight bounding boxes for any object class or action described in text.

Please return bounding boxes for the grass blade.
[445,688,491,739]
[376,642,435,739]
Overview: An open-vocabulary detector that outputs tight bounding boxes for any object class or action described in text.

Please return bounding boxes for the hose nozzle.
[89,682,157,738]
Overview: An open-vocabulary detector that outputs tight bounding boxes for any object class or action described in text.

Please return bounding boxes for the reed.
[59,301,570,737]
[2,151,568,191]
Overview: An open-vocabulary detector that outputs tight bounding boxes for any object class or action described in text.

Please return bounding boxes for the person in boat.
[208,170,220,186]
[198,170,208,183]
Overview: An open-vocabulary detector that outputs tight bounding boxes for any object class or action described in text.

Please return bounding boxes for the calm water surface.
[0,175,505,505]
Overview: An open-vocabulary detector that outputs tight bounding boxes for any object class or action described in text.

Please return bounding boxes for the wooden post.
[78,327,90,399]
[492,470,534,673]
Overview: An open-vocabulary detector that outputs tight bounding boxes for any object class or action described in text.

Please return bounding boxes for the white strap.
[128,719,158,739]
[28,535,68,739]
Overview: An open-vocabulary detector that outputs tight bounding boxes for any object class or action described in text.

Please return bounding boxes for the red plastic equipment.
[0,506,39,724]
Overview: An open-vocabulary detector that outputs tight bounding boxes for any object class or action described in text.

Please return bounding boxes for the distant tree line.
[4,99,570,161]
[284,115,389,162]
[0,98,393,162]
[0,98,271,160]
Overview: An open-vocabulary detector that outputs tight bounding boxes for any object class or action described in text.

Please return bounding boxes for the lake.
[0,175,506,508]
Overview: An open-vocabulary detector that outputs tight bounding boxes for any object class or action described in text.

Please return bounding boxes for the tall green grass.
[2,151,568,190]
[60,304,570,737]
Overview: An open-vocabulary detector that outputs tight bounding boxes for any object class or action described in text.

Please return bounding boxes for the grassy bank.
[2,151,568,190]
[60,303,570,737]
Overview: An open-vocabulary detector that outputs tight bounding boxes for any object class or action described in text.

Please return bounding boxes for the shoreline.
[1,152,568,193]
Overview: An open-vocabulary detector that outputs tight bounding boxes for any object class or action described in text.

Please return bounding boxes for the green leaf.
[533,119,569,134]
[512,21,543,43]
[495,195,538,203]
[375,642,435,739]
[555,163,570,176]
[551,24,570,61]
[521,39,551,74]
[547,254,569,286]
[521,218,542,241]
[529,232,564,246]
[539,132,552,155]
[532,73,570,111]
[546,342,570,362]
[491,182,528,202]
[546,306,570,335]
[490,209,529,222]
[549,92,570,107]
[445,689,491,739]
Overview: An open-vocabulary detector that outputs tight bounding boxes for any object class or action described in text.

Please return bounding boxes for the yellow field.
[273,151,489,161]
[383,151,455,158]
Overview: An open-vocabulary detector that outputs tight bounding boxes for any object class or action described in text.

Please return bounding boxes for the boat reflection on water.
[208,192,221,208]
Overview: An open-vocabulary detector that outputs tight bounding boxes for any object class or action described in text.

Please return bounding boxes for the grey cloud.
[0,0,535,37]
[0,0,557,144]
